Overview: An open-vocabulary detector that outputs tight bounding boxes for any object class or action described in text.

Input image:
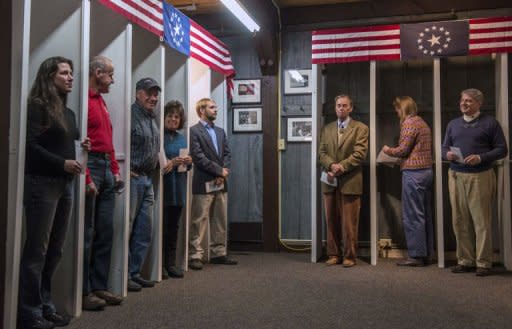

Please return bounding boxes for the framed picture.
[232,79,261,104]
[284,69,312,94]
[233,107,262,132]
[287,117,312,142]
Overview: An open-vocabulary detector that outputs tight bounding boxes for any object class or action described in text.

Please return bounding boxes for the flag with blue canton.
[400,21,469,60]
[163,2,190,56]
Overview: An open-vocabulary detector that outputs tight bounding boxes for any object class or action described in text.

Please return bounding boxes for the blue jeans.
[402,169,434,258]
[19,175,74,321]
[128,175,154,277]
[83,155,115,295]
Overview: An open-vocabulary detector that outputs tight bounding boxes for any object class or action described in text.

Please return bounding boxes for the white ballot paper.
[75,141,87,175]
[449,146,465,164]
[158,151,168,171]
[205,180,224,193]
[377,149,401,167]
[178,148,188,172]
[320,171,337,187]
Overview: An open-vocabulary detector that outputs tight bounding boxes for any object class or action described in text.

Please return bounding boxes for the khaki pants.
[448,168,495,268]
[323,191,361,261]
[189,192,227,261]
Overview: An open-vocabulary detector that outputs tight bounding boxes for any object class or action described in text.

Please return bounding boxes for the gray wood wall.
[222,36,263,224]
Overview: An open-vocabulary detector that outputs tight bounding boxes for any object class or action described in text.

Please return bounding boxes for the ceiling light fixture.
[220,0,260,33]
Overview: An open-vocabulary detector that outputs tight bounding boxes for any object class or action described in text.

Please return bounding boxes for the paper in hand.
[377,149,400,167]
[449,146,465,164]
[178,148,188,172]
[205,180,224,193]
[320,171,337,187]
[75,141,87,175]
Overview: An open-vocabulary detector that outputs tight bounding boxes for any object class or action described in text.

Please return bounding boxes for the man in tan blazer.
[318,94,369,267]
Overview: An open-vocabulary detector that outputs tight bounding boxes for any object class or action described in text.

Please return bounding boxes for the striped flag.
[312,25,401,64]
[469,16,512,56]
[99,0,163,36]
[190,20,235,77]
[163,2,235,96]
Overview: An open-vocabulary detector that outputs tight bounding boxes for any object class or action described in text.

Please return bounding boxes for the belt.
[89,152,111,160]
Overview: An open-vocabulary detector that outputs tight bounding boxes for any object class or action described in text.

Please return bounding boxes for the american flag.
[469,16,512,56]
[312,24,401,64]
[98,0,164,36]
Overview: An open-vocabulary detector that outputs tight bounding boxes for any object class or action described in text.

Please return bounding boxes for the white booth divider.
[211,70,228,129]
[163,48,189,271]
[186,58,211,261]
[89,0,133,297]
[132,24,165,282]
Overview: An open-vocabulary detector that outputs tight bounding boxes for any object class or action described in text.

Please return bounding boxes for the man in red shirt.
[82,55,124,310]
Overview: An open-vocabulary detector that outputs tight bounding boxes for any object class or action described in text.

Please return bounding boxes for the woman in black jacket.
[19,56,89,329]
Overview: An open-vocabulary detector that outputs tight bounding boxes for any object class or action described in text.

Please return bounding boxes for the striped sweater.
[385,115,432,170]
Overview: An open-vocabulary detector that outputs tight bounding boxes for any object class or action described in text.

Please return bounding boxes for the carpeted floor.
[67,252,512,329]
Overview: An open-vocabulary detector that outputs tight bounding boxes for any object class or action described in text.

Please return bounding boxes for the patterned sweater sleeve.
[385,118,417,158]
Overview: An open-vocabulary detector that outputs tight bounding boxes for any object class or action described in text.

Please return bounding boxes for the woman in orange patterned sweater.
[382,96,433,267]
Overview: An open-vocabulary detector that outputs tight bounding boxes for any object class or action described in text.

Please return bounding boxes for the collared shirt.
[86,89,119,184]
[463,111,481,122]
[130,102,160,174]
[338,117,351,129]
[200,119,219,155]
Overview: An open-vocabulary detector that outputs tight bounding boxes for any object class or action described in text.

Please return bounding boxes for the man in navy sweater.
[442,88,508,277]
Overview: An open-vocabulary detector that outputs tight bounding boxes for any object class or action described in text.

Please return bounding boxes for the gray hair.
[89,55,112,76]
[461,88,484,104]
[334,94,353,107]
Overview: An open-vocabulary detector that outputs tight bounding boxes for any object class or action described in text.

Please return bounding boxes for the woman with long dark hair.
[19,56,89,329]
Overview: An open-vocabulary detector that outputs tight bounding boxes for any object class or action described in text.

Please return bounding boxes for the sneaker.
[210,256,238,265]
[451,264,476,273]
[189,259,203,270]
[127,279,142,292]
[167,266,184,278]
[131,274,155,288]
[476,267,492,277]
[94,290,123,305]
[43,312,71,327]
[325,256,340,266]
[82,293,106,311]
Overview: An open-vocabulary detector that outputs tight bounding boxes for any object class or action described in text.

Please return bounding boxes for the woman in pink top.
[382,96,434,267]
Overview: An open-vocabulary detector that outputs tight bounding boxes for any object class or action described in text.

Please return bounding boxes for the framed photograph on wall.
[233,107,262,132]
[284,69,312,94]
[287,117,312,142]
[232,79,261,104]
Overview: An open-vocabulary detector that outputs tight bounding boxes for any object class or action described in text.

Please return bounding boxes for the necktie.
[338,124,345,146]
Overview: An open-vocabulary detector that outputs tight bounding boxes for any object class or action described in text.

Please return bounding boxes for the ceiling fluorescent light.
[220,0,260,32]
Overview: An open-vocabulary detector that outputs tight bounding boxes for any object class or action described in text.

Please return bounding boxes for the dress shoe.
[43,312,70,327]
[476,267,492,277]
[189,259,203,270]
[94,290,123,305]
[451,264,476,273]
[167,266,184,278]
[210,256,238,265]
[396,257,425,267]
[82,293,106,311]
[325,256,340,266]
[342,259,356,268]
[161,268,170,280]
[19,317,55,329]
[127,279,142,292]
[131,275,155,288]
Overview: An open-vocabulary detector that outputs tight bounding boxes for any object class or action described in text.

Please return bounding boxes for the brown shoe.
[342,259,356,268]
[82,293,106,311]
[325,256,340,266]
[94,290,123,306]
[475,267,492,277]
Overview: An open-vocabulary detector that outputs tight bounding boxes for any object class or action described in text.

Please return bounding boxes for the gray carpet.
[68,252,512,329]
